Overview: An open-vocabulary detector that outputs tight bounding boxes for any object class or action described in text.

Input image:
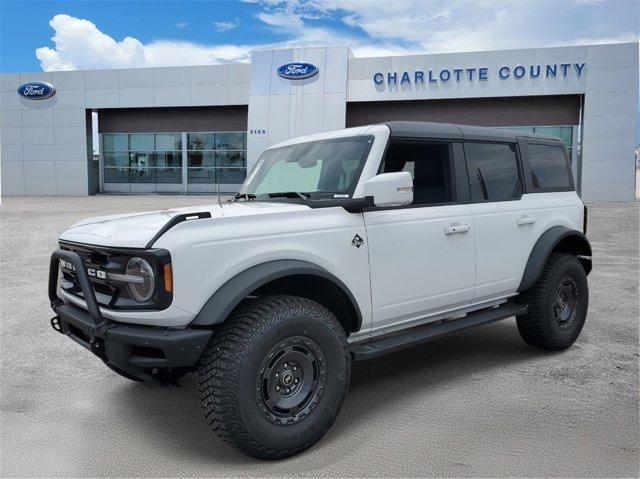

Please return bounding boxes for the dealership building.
[0,42,637,201]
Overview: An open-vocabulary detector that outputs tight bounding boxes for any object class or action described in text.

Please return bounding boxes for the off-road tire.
[517,253,588,350]
[198,294,351,460]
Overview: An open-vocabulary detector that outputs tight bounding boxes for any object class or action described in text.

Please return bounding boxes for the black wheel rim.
[553,277,579,328]
[256,336,326,425]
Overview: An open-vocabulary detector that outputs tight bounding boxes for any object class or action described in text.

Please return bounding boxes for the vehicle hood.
[59,201,311,248]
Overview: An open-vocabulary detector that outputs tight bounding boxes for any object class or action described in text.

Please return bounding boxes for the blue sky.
[0,0,638,72]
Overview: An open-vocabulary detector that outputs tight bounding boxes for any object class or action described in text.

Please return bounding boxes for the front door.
[363,140,476,331]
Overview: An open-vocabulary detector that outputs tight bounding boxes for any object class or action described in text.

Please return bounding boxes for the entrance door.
[364,140,476,330]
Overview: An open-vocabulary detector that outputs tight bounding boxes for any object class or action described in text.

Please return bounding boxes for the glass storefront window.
[154,151,182,168]
[187,133,215,150]
[188,168,217,183]
[215,132,245,150]
[129,134,155,151]
[156,168,183,183]
[103,134,128,151]
[103,131,246,190]
[155,134,182,150]
[104,152,130,167]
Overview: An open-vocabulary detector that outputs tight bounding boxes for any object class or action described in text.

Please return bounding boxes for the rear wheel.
[517,253,589,350]
[198,295,350,459]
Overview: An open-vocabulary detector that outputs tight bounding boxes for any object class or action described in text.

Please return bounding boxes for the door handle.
[517,216,537,226]
[444,224,471,235]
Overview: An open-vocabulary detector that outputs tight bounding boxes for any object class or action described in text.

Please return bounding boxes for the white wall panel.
[301,94,324,135]
[586,67,638,94]
[190,85,228,105]
[118,68,154,88]
[301,48,326,95]
[250,51,272,96]
[154,67,190,87]
[119,88,155,107]
[0,73,20,91]
[24,160,55,178]
[587,43,638,69]
[325,47,349,94]
[24,144,54,161]
[191,65,228,85]
[582,115,637,140]
[21,109,53,127]
[54,109,86,127]
[155,86,190,106]
[24,177,56,195]
[54,126,86,145]
[84,69,119,89]
[55,178,87,196]
[1,176,24,195]
[1,91,22,110]
[55,144,87,162]
[1,143,23,160]
[0,109,21,127]
[55,160,87,178]
[267,94,291,145]
[52,71,85,90]
[85,89,119,108]
[2,160,24,177]
[22,127,52,145]
[52,90,85,109]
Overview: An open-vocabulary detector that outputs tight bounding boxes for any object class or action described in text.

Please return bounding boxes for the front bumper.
[49,249,212,384]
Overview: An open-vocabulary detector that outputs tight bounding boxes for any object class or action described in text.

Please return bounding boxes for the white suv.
[49,122,591,459]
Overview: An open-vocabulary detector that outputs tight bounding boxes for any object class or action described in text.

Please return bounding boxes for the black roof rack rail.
[145,212,212,248]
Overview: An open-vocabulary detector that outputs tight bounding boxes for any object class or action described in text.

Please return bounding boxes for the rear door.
[463,141,535,301]
[364,140,476,330]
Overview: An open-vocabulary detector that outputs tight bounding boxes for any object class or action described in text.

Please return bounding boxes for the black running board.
[350,301,528,360]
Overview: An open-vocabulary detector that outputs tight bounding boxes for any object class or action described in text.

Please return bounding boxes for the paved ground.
[1,196,638,478]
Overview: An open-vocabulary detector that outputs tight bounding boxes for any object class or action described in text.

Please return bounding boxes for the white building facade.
[0,42,637,201]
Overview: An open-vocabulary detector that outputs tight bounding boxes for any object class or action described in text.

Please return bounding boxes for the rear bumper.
[49,249,212,384]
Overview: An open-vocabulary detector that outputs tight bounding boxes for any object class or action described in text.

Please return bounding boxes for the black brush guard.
[49,250,212,384]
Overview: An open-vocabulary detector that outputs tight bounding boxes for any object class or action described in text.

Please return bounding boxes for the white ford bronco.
[49,121,591,459]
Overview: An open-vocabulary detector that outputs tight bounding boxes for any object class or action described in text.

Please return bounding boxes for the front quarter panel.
[155,206,372,331]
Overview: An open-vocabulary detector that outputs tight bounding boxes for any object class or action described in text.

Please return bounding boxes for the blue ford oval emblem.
[277,62,319,80]
[17,82,56,100]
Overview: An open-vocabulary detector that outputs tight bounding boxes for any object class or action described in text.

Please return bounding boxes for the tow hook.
[50,316,63,333]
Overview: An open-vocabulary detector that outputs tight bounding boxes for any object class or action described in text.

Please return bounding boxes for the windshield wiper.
[232,193,257,202]
[264,191,311,199]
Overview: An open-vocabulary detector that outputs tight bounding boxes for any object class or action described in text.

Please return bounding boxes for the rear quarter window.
[526,144,571,190]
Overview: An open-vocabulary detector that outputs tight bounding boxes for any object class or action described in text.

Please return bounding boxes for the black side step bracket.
[350,301,528,361]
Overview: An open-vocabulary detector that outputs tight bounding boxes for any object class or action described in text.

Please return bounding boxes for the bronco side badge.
[351,234,364,248]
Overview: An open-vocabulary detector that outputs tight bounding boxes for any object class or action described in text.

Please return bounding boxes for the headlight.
[125,257,155,302]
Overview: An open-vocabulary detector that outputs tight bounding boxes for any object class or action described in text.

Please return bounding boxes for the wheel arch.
[518,226,592,292]
[190,259,363,334]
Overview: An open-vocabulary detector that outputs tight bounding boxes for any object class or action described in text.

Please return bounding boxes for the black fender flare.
[518,226,592,292]
[190,259,363,330]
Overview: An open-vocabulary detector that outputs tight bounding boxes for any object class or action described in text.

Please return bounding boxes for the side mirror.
[363,171,413,207]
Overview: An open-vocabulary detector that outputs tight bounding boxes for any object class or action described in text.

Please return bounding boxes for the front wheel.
[198,295,351,459]
[517,253,589,350]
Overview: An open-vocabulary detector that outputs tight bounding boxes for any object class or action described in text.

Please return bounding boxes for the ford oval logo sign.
[17,82,56,100]
[277,62,319,80]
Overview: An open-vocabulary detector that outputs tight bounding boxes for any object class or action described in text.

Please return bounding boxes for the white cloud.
[212,19,240,32]
[175,22,189,28]
[36,14,254,70]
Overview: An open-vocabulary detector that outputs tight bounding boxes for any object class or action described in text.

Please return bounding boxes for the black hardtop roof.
[382,121,563,143]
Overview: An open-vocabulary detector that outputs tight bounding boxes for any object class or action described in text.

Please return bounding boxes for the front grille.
[59,242,128,308]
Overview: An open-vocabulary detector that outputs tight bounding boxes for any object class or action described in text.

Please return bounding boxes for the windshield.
[238,135,374,199]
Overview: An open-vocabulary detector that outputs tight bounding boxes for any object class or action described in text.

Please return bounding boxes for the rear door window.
[464,142,522,202]
[526,144,571,190]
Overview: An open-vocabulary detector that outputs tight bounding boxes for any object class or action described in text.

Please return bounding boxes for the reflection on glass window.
[464,142,521,202]
[103,131,247,187]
